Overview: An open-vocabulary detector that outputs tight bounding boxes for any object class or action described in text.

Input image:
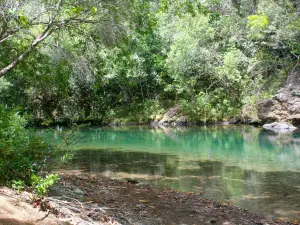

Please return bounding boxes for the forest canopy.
[0,0,299,124]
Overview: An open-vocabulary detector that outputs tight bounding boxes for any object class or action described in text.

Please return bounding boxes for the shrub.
[0,105,55,191]
[31,174,59,197]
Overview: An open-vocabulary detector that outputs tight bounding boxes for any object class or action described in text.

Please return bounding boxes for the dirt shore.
[0,174,294,225]
[50,174,291,225]
[0,187,65,225]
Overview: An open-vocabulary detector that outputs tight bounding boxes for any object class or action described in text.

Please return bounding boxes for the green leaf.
[18,12,29,27]
[91,6,97,15]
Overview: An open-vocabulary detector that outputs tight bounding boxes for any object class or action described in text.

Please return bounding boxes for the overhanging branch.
[0,0,63,78]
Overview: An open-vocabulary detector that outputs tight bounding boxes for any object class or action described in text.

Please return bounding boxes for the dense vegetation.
[0,105,59,195]
[1,3,300,220]
[1,0,300,125]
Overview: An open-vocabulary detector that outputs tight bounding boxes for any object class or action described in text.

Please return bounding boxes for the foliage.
[0,0,299,196]
[0,0,299,125]
[31,174,59,197]
[11,179,25,193]
[0,105,62,196]
[103,99,167,124]
[0,105,44,183]
[247,14,269,39]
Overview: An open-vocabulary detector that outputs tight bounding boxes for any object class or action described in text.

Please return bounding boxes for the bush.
[0,105,55,189]
[180,91,241,123]
[31,174,59,197]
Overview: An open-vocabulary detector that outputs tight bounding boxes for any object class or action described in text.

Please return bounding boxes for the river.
[37,125,300,220]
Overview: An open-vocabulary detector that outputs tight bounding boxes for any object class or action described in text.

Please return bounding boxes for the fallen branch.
[36,210,50,222]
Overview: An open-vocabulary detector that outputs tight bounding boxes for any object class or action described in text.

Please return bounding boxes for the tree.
[0,0,299,124]
[0,0,115,77]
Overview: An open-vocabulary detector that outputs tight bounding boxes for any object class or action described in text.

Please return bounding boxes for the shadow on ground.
[0,218,34,225]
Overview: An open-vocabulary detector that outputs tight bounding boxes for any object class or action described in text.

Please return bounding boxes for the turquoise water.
[38,125,300,220]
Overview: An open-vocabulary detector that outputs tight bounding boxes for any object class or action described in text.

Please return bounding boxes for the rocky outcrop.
[241,104,260,124]
[257,70,300,126]
[263,122,297,133]
[157,106,189,126]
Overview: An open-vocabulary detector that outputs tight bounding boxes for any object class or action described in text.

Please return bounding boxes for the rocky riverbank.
[258,70,300,126]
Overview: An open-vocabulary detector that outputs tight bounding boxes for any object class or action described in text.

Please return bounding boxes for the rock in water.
[263,122,297,133]
[257,70,300,126]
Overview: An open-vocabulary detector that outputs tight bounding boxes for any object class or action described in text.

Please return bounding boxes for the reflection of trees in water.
[191,160,300,219]
[69,149,180,178]
[50,125,300,171]
[55,126,300,220]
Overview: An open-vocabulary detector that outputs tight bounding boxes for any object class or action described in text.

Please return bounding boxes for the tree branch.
[0,0,63,78]
[0,28,56,77]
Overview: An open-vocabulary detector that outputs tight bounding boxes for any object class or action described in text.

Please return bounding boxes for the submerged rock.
[263,122,297,133]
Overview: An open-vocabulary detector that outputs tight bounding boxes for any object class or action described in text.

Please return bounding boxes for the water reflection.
[60,149,300,220]
[41,125,300,172]
[38,125,300,220]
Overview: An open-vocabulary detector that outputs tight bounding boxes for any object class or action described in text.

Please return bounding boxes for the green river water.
[38,125,300,220]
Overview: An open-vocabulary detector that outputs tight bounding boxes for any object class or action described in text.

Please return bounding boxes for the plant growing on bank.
[11,174,59,198]
[0,105,61,195]
[11,179,25,193]
[31,174,59,197]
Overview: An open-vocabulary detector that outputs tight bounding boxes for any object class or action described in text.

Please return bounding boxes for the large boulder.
[257,70,300,126]
[263,122,297,133]
[257,99,285,123]
[158,106,189,126]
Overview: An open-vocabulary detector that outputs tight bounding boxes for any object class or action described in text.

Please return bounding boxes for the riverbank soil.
[0,187,66,225]
[48,173,291,225]
[0,185,120,225]
[0,174,294,225]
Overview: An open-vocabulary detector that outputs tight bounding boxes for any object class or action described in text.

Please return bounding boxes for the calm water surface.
[39,125,300,220]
